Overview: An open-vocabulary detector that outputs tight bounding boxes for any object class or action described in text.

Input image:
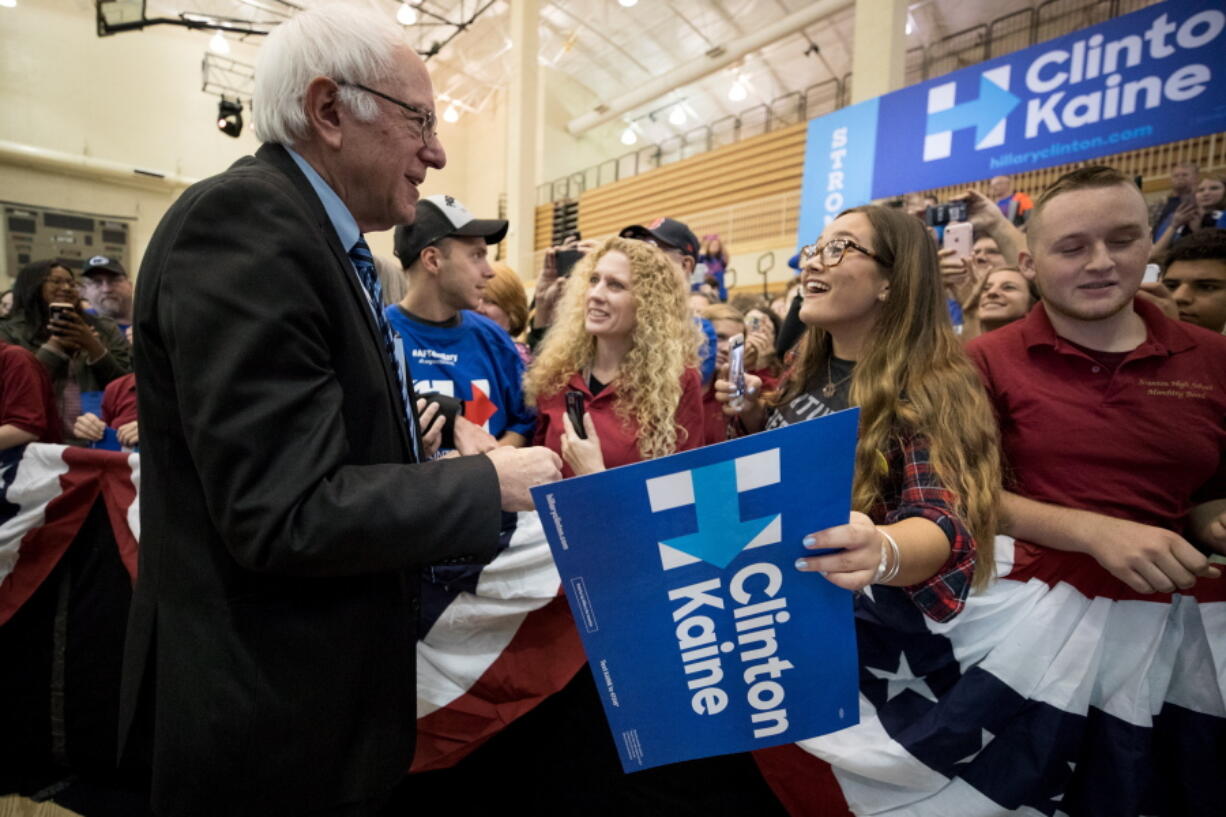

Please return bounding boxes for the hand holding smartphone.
[565,390,587,440]
[942,221,973,260]
[48,302,75,336]
[727,334,747,411]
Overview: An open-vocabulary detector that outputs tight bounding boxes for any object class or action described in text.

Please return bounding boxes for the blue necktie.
[349,237,422,462]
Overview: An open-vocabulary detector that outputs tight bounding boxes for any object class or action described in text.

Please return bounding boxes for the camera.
[924,201,969,227]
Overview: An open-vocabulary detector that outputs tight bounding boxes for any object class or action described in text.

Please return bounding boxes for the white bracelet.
[872,532,889,583]
[874,528,902,585]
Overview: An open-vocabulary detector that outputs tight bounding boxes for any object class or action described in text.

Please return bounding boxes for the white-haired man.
[118,6,560,816]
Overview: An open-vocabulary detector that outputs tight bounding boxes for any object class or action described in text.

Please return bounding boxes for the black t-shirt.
[1063,338,1130,374]
[766,354,854,428]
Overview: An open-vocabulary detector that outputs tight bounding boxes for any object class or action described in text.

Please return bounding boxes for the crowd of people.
[1,4,1224,816]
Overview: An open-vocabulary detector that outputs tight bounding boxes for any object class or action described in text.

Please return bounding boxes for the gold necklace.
[822,355,853,398]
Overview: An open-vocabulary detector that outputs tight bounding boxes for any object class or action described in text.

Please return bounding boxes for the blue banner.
[798,0,1226,238]
[530,410,861,772]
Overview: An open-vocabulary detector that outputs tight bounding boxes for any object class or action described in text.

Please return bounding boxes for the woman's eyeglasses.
[799,238,889,268]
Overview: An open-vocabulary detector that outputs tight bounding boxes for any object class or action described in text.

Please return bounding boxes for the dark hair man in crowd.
[967,165,1225,599]
[80,255,134,335]
[1151,161,1200,241]
[388,195,533,447]
[118,5,561,816]
[619,217,718,384]
[1160,228,1226,333]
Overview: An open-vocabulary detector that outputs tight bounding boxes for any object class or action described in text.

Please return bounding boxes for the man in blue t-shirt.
[386,195,534,447]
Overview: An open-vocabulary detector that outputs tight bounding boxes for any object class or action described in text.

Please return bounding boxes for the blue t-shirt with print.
[384,306,535,439]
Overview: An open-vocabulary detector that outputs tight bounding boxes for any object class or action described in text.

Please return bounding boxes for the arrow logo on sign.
[922,66,1019,161]
[659,459,778,569]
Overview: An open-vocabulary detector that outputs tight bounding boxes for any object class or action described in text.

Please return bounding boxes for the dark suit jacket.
[119,143,501,816]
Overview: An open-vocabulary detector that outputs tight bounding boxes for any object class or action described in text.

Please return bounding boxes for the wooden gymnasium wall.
[531,127,1225,276]
[532,122,807,254]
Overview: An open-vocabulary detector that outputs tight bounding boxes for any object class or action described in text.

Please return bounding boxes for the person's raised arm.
[963,189,1025,268]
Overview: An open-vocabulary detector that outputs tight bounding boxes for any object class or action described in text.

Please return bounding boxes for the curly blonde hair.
[524,237,703,460]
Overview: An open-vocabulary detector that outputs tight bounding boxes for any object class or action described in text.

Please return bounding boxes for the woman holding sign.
[715,204,1002,814]
[406,237,785,815]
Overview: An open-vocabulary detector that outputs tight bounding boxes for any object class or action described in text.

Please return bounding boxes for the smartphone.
[48,301,74,334]
[555,249,584,278]
[747,314,763,332]
[565,390,587,439]
[943,221,973,260]
[1142,263,1161,284]
[727,333,747,410]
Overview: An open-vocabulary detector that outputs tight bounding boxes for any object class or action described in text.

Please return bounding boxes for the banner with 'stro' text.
[530,410,861,772]
[798,0,1226,246]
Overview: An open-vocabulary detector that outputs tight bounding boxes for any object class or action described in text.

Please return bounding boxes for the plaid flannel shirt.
[873,433,977,623]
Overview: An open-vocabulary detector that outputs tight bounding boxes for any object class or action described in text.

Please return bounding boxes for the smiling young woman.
[524,236,707,477]
[717,203,1001,606]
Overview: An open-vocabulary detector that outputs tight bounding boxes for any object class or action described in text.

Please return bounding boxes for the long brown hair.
[776,205,1001,588]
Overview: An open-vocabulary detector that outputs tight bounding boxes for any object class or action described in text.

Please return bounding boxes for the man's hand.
[416,398,445,459]
[560,411,605,476]
[1137,281,1179,320]
[486,445,563,512]
[1171,199,1202,231]
[1084,516,1220,593]
[962,189,1007,233]
[453,415,498,455]
[73,412,106,442]
[1189,499,1226,555]
[116,420,139,448]
[1201,510,1226,554]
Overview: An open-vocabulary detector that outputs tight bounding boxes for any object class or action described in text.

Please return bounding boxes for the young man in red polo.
[968,166,1226,588]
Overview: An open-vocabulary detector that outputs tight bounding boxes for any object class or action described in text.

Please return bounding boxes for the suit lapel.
[254,143,415,456]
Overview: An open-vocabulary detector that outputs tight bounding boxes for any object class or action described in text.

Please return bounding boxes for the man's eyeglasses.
[336,80,437,143]
[799,238,889,268]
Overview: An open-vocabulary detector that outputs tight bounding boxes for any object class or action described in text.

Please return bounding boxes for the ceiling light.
[0,0,18,9]
[620,126,638,146]
[728,80,748,102]
[443,105,459,123]
[618,0,638,7]
[397,2,417,25]
[217,98,243,138]
[209,31,230,55]
[668,106,687,126]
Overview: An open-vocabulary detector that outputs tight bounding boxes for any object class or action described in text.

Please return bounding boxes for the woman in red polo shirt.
[525,235,705,475]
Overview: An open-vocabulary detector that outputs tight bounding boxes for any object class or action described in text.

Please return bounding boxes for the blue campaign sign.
[530,410,861,772]
[798,0,1226,235]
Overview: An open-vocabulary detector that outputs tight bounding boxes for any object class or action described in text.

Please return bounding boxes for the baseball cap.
[394,194,509,267]
[619,217,700,260]
[82,255,128,278]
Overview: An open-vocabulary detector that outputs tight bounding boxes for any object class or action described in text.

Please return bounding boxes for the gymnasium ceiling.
[102,0,1054,144]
